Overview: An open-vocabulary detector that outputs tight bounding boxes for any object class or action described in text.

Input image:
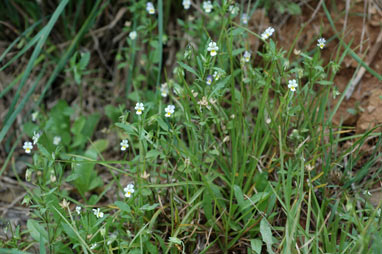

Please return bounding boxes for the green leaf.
[156,117,169,131]
[250,239,262,254]
[230,27,245,36]
[140,203,159,211]
[233,185,251,221]
[116,122,138,136]
[27,219,48,243]
[39,233,47,254]
[61,222,77,241]
[72,149,102,196]
[65,173,79,182]
[177,61,199,78]
[71,117,86,136]
[89,139,109,153]
[202,191,213,223]
[232,48,245,56]
[168,237,182,245]
[260,218,274,254]
[317,80,333,86]
[79,52,90,70]
[146,150,161,159]
[105,105,122,123]
[145,240,159,254]
[210,75,231,97]
[287,3,301,15]
[115,201,131,212]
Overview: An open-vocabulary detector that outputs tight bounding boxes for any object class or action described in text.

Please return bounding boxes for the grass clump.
[0,0,381,253]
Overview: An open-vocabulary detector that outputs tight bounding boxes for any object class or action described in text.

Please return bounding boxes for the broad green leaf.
[177,61,199,78]
[146,150,161,159]
[140,203,159,211]
[156,117,169,131]
[115,201,131,212]
[250,239,262,254]
[27,219,48,243]
[89,139,109,153]
[260,218,274,254]
[116,122,138,136]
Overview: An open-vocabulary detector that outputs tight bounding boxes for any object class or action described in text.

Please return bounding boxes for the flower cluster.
[288,79,298,92]
[261,27,275,40]
[146,2,155,15]
[213,70,223,81]
[23,142,33,154]
[32,131,41,145]
[243,51,251,63]
[203,1,213,13]
[129,31,137,40]
[120,139,129,151]
[207,41,219,56]
[93,208,104,218]
[206,75,213,85]
[317,38,326,49]
[165,105,175,117]
[53,136,61,145]
[124,184,135,198]
[135,102,144,115]
[182,0,191,9]
[161,83,169,97]
[241,14,248,25]
[228,5,239,15]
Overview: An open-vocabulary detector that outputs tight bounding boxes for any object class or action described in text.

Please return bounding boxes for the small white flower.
[228,5,239,15]
[317,38,326,49]
[93,208,104,218]
[129,31,137,40]
[207,41,219,56]
[124,184,135,198]
[53,136,61,145]
[164,105,175,118]
[32,131,41,145]
[161,83,169,97]
[31,111,38,122]
[182,0,191,9]
[243,51,251,62]
[213,71,222,80]
[241,13,248,25]
[261,27,275,40]
[288,79,298,92]
[120,139,129,151]
[203,1,213,13]
[90,243,97,250]
[75,206,81,215]
[23,142,33,154]
[146,2,155,14]
[135,102,144,115]
[206,75,213,85]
